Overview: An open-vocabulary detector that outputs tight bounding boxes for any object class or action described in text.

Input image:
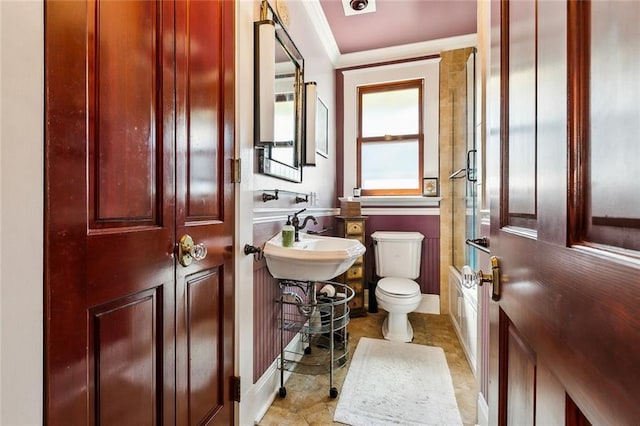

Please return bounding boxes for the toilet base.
[381,313,414,343]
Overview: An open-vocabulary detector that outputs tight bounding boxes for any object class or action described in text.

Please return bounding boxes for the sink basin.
[263,232,366,281]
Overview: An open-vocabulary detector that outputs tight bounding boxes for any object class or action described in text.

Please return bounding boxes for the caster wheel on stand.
[304,346,312,355]
[330,387,338,399]
[279,387,287,398]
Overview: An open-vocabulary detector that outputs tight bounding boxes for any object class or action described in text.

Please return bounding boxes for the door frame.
[0,1,45,423]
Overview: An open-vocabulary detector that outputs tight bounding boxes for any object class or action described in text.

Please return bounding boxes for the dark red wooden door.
[174,1,235,424]
[488,1,640,424]
[44,1,234,424]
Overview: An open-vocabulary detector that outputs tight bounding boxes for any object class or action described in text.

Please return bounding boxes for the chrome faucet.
[291,208,318,242]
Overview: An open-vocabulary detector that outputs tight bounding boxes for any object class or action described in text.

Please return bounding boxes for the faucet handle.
[295,208,306,216]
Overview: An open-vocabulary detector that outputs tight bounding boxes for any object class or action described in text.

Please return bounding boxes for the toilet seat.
[375,277,422,342]
[377,277,420,298]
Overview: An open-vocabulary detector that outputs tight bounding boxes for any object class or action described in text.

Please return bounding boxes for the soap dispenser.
[282,216,294,247]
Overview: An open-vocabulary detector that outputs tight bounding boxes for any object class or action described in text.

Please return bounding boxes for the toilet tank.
[371,231,425,279]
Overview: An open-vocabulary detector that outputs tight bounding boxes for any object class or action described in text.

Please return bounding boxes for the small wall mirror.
[254,1,304,182]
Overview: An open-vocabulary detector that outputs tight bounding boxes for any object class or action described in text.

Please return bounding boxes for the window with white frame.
[357,79,424,195]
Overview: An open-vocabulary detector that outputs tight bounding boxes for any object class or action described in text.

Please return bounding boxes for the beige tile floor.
[258,311,478,425]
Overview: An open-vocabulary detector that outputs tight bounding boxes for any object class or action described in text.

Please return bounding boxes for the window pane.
[361,141,419,189]
[362,88,419,137]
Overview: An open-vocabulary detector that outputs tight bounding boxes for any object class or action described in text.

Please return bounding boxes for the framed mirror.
[254,1,304,182]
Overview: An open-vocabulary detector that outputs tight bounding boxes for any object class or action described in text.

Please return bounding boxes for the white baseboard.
[477,392,489,426]
[415,294,440,314]
[251,334,303,424]
[251,361,281,424]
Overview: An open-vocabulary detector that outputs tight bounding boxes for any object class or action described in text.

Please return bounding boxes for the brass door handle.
[178,235,208,267]
[462,256,501,301]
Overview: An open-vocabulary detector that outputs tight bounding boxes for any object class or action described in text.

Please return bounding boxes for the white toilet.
[372,231,424,342]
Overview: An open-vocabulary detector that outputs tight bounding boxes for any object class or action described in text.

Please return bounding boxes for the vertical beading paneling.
[252,263,305,382]
[252,264,280,382]
[364,214,440,295]
[422,237,441,295]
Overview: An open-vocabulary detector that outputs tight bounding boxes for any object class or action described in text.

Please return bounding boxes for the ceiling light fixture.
[350,0,368,11]
[342,0,376,16]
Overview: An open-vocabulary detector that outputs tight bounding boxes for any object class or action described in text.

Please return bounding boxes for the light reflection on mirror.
[273,89,295,165]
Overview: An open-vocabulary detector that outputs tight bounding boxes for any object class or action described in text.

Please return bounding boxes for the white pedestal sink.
[263,232,366,282]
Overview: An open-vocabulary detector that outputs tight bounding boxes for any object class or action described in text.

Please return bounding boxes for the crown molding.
[301,0,341,64]
[335,33,477,68]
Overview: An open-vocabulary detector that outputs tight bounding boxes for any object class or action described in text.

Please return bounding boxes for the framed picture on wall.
[316,98,328,158]
[422,177,438,197]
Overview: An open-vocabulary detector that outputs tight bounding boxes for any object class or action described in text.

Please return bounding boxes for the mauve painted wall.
[362,213,441,295]
[253,263,279,382]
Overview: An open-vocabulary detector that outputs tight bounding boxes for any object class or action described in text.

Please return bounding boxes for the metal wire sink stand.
[276,280,354,398]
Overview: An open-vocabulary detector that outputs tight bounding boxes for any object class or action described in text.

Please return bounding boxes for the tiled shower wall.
[439,47,476,314]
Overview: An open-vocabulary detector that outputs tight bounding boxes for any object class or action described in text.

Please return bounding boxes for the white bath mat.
[334,337,463,426]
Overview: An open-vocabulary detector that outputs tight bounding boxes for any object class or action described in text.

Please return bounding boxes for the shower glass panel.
[452,50,478,272]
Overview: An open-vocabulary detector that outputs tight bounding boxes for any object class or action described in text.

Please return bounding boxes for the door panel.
[90,0,159,225]
[181,269,224,423]
[505,320,535,426]
[89,290,161,426]
[492,232,640,422]
[536,0,567,245]
[506,0,537,224]
[586,1,640,251]
[45,0,235,424]
[175,0,235,424]
[183,7,223,220]
[489,0,640,424]
[46,1,176,423]
[535,362,565,426]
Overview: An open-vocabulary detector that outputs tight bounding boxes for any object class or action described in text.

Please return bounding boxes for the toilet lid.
[378,277,420,297]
